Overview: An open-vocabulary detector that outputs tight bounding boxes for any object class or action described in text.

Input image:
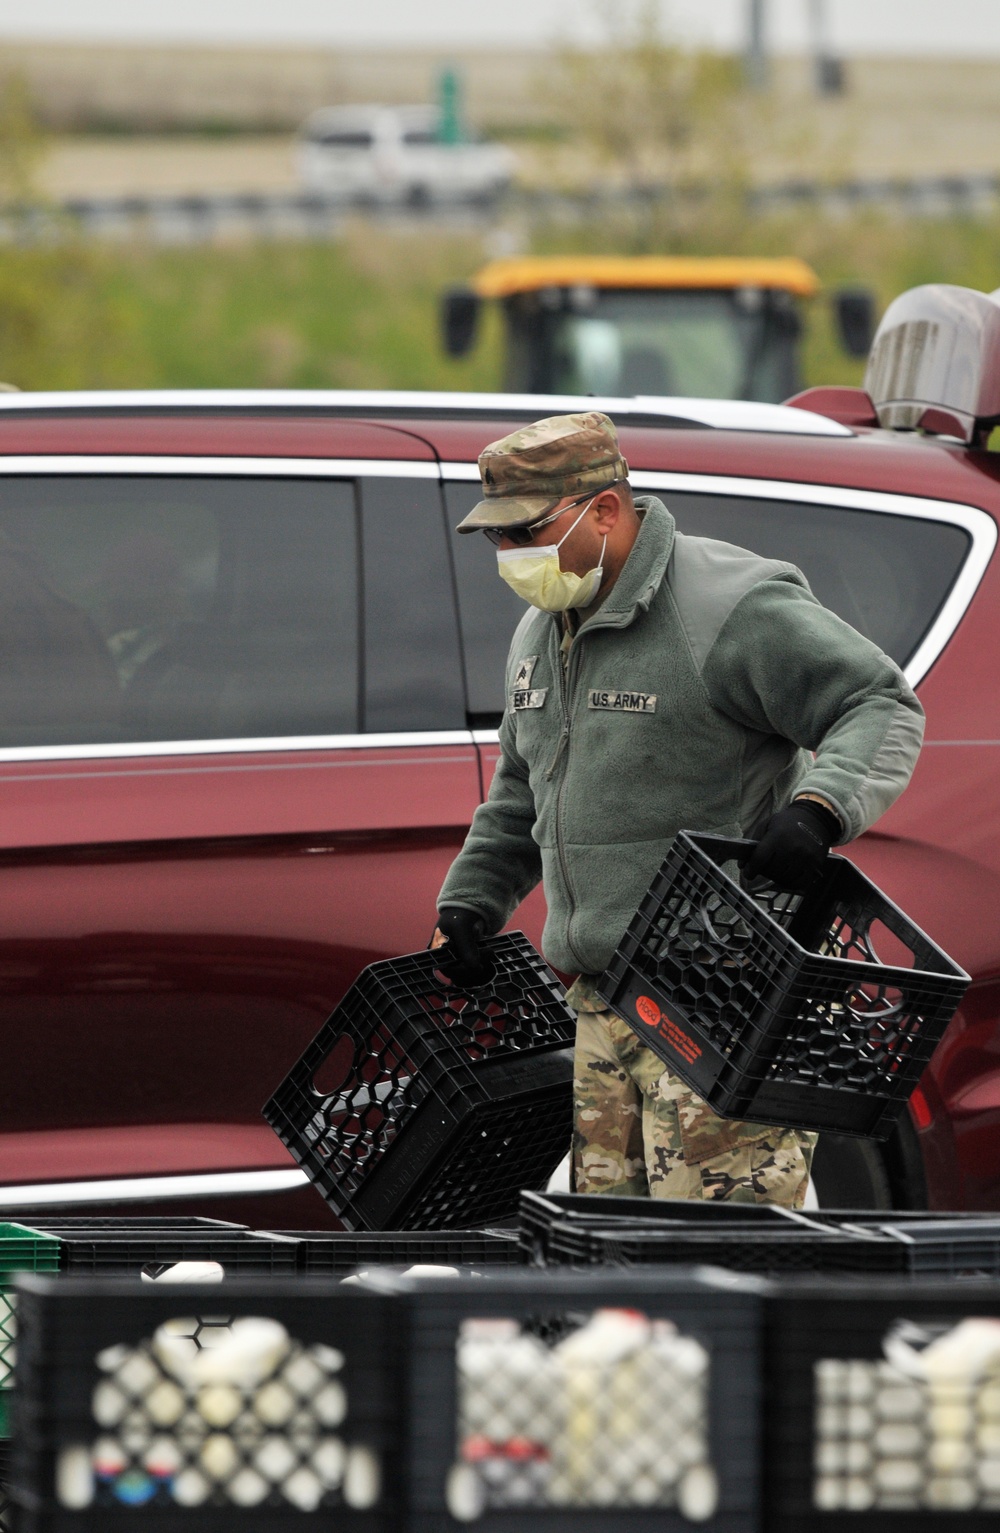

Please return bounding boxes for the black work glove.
[743,799,840,892]
[435,906,489,985]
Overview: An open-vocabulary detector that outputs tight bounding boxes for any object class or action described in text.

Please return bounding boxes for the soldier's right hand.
[435,906,489,984]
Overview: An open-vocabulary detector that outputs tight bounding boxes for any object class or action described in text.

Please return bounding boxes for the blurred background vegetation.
[0,214,993,395]
[0,0,998,394]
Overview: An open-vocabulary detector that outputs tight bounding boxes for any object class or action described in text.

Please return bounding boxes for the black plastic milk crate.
[6,1221,249,1233]
[545,1221,904,1277]
[1,1437,10,1532]
[518,1190,824,1267]
[764,1279,1000,1533]
[814,1215,1000,1280]
[362,1265,766,1533]
[597,832,969,1140]
[8,1273,403,1533]
[24,1219,299,1279]
[278,1229,523,1277]
[263,933,576,1231]
[518,1192,899,1276]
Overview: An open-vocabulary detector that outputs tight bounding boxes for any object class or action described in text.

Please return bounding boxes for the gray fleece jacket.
[439,496,925,976]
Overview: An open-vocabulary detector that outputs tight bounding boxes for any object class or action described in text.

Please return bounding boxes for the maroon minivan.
[0,384,997,1223]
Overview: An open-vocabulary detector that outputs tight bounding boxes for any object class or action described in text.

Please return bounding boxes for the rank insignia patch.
[513,655,539,688]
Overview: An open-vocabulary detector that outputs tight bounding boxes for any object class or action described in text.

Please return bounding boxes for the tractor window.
[512,288,799,404]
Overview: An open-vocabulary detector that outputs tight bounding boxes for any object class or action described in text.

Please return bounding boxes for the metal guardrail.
[0,173,998,244]
[516,174,1000,221]
[750,172,1000,216]
[0,193,349,244]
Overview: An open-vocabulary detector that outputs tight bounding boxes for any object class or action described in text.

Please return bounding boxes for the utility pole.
[808,0,845,96]
[745,0,769,90]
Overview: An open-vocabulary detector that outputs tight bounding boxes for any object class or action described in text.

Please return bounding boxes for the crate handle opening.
[433,955,497,991]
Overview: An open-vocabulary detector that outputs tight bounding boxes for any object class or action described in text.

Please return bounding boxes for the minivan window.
[0,475,358,748]
[445,480,972,727]
[663,491,970,668]
[361,476,466,732]
[445,481,525,725]
[315,132,373,150]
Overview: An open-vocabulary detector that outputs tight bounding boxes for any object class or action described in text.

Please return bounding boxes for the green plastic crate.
[0,1223,60,1435]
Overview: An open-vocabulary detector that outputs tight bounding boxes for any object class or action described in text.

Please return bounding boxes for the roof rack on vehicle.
[0,389,852,438]
[790,283,1000,440]
[864,284,1000,445]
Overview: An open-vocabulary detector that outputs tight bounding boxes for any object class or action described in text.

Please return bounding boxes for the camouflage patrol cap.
[456,410,629,533]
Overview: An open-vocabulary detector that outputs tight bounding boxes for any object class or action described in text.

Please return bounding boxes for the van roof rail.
[0,389,852,437]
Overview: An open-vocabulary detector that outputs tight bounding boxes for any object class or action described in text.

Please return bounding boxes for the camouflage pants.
[572,1008,817,1207]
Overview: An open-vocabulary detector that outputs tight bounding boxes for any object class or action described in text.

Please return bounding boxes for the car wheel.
[810,1133,893,1209]
[467,184,506,213]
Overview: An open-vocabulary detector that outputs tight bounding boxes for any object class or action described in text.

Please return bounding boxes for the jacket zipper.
[549,624,588,971]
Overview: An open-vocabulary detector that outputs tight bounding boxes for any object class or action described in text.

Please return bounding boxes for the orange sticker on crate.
[635,994,661,1028]
[634,995,702,1065]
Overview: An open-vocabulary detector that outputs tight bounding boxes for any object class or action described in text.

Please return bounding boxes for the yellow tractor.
[442,255,874,403]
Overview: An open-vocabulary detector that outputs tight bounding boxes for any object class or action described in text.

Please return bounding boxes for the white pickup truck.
[297,104,516,208]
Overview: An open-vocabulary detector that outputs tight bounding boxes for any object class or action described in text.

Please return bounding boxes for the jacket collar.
[578,495,675,634]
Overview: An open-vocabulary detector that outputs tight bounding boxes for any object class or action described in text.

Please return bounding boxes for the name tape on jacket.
[588,689,657,714]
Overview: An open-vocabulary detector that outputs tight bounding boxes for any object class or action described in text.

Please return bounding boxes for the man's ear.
[593,489,624,535]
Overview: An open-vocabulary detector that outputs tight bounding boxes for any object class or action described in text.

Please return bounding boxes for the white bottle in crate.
[547,1309,642,1503]
[451,1318,555,1515]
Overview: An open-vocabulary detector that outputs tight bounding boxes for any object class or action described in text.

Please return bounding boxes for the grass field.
[0,228,500,392]
[1,210,999,395]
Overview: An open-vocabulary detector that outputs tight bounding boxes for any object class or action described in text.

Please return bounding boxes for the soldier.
[432,412,924,1206]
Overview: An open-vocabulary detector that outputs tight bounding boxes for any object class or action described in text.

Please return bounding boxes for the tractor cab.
[442,256,874,405]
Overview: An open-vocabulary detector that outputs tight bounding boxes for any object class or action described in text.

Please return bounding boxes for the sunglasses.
[480,488,608,548]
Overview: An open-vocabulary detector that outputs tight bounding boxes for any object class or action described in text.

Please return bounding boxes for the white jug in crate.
[885,1317,1000,1510]
[548,1309,714,1513]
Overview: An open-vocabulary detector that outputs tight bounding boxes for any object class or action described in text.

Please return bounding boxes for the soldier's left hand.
[744,799,840,891]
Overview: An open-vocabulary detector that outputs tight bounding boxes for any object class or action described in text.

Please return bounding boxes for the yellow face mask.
[496,500,606,612]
